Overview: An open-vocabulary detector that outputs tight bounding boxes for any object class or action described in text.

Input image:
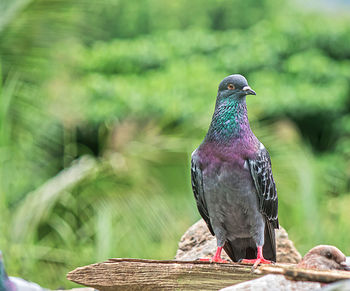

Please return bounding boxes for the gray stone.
[321,279,350,291]
[220,274,322,291]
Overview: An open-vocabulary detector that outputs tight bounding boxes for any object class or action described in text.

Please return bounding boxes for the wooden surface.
[67,258,261,291]
[257,264,350,283]
[67,258,350,291]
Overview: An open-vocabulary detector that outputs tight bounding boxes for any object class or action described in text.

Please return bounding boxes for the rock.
[320,279,350,290]
[276,225,302,264]
[175,220,302,264]
[220,274,322,291]
[175,220,217,261]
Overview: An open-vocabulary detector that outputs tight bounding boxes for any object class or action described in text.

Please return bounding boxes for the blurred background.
[1,0,350,288]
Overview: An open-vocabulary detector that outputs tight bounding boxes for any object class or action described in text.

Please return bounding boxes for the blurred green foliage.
[1,0,350,288]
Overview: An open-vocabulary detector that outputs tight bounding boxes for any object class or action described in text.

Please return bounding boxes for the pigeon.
[191,74,278,266]
[0,251,47,291]
[0,252,15,291]
[297,245,350,271]
[221,245,350,291]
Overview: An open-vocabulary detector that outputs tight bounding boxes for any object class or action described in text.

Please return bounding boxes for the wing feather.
[248,145,279,228]
[191,151,214,235]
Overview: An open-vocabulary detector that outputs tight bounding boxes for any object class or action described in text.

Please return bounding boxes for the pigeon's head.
[217,74,256,102]
[298,245,350,271]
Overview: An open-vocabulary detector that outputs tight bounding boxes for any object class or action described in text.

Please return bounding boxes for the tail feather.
[263,219,276,262]
[223,238,256,262]
[223,219,276,262]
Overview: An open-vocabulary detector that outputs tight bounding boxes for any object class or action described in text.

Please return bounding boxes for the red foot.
[199,257,229,263]
[199,247,229,263]
[240,246,272,268]
[199,258,210,262]
[241,257,272,268]
[212,257,229,263]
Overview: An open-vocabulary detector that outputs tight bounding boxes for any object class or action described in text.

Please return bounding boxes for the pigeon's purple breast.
[197,136,259,171]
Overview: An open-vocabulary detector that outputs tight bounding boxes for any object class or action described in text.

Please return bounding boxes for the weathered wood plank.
[67,259,261,291]
[257,265,350,283]
[67,259,350,290]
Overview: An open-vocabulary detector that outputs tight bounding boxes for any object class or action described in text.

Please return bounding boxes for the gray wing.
[191,151,214,235]
[248,145,279,228]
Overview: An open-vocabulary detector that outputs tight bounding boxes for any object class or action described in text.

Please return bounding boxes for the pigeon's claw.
[199,257,229,263]
[199,246,229,264]
[241,257,272,268]
[199,258,211,262]
[211,246,229,263]
[240,246,272,268]
[211,257,229,263]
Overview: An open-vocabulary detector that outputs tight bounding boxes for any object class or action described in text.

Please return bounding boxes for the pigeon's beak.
[243,86,256,96]
[340,262,350,271]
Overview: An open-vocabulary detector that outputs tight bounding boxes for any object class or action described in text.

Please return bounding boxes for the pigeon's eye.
[326,252,332,259]
[227,84,235,90]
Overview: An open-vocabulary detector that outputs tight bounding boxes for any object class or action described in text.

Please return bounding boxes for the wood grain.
[67,258,350,291]
[67,258,261,291]
[257,264,350,283]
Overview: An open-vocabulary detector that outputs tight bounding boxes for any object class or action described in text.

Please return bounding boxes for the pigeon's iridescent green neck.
[206,98,251,143]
